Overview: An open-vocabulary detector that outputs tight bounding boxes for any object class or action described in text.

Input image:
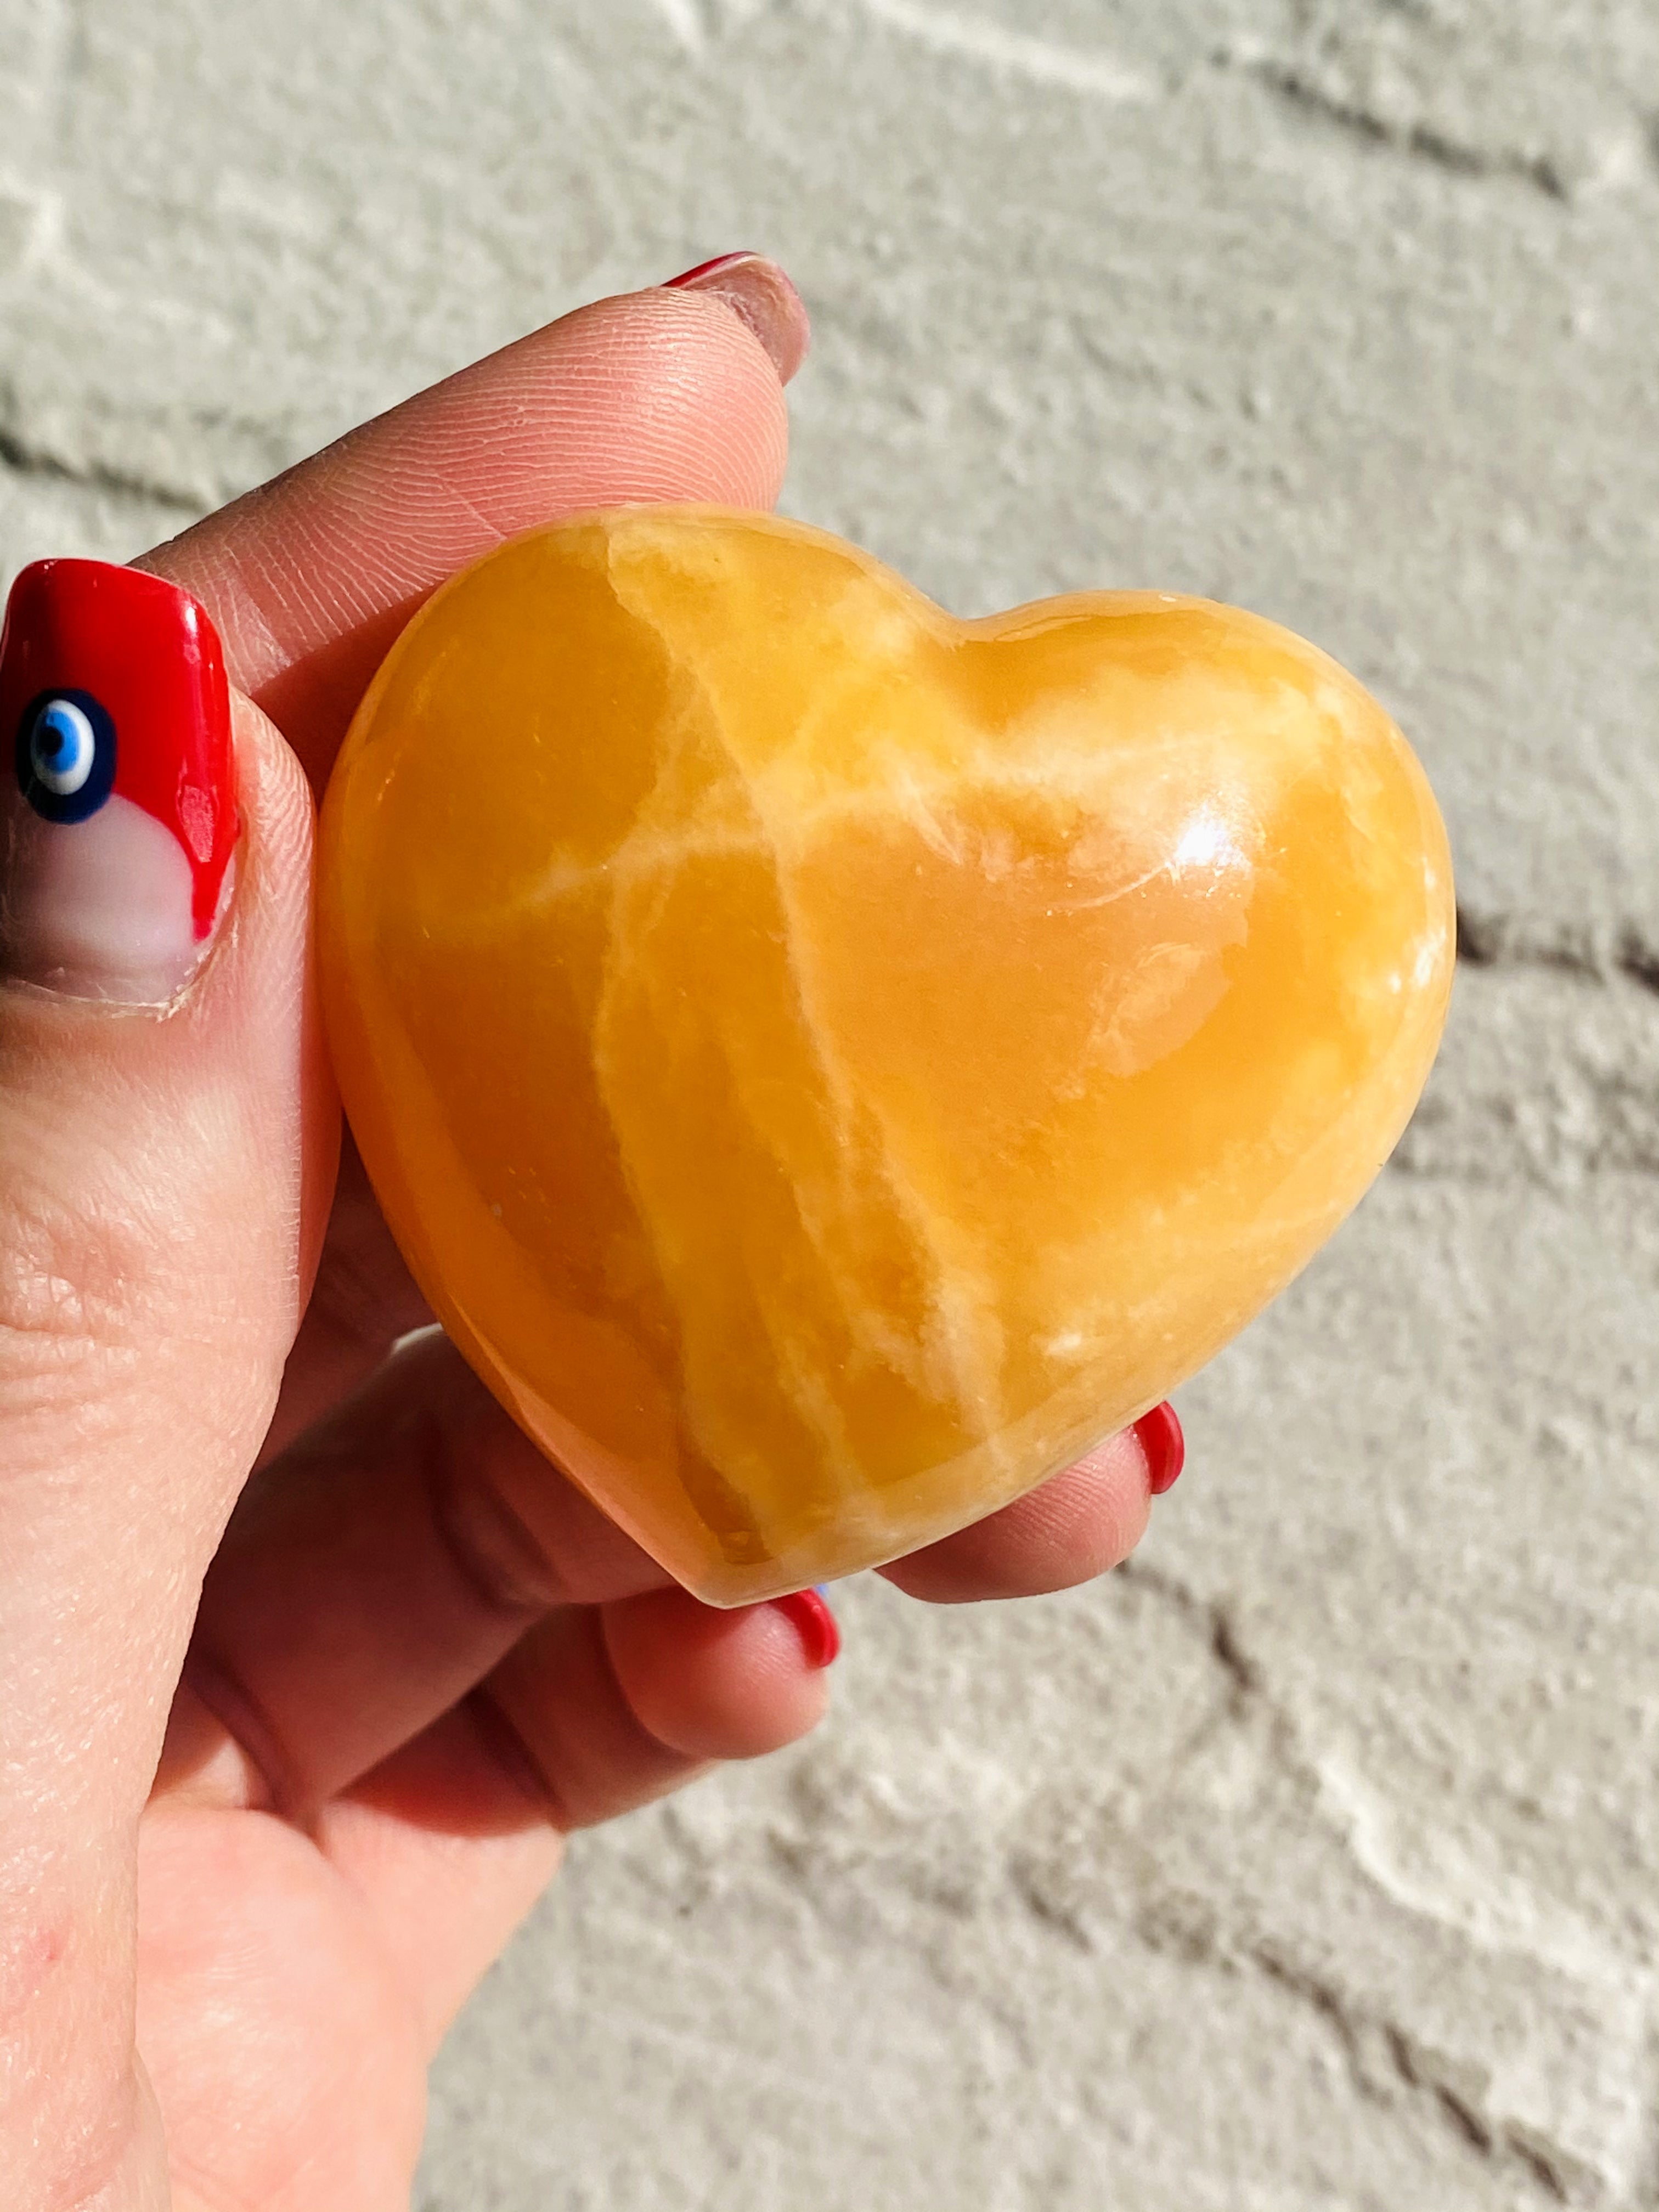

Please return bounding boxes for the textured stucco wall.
[3,2,1657,2204]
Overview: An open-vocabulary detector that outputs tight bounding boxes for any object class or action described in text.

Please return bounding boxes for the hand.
[0,257,1175,2212]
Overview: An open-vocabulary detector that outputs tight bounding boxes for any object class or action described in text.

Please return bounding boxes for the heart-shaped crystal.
[319,507,1453,1604]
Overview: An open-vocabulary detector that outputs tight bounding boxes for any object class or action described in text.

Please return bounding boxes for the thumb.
[0,560,331,2204]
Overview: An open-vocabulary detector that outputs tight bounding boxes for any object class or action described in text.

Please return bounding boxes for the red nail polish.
[770,1587,840,1669]
[664,252,763,288]
[1,561,236,946]
[1133,1401,1185,1496]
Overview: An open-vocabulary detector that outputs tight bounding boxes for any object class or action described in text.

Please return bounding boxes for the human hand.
[0,257,1180,2212]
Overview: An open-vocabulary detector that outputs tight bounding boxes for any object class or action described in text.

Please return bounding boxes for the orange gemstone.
[318,507,1454,1604]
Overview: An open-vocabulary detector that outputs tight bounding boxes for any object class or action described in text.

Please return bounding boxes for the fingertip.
[484,282,792,515]
[879,1430,1153,1604]
[771,1586,840,1670]
[662,252,812,386]
[603,1584,833,1763]
[591,284,794,505]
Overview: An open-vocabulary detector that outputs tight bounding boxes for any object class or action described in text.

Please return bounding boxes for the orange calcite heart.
[318,507,1454,1605]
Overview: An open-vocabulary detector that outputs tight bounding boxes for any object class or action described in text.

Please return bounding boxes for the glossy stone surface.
[318,506,1453,1605]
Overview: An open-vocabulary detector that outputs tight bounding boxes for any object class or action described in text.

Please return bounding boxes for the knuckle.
[0,1182,148,1351]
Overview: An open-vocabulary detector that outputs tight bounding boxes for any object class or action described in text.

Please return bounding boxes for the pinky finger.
[489,1588,838,1831]
[323,1589,838,2047]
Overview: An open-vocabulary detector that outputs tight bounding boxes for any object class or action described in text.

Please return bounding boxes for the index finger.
[137,258,806,787]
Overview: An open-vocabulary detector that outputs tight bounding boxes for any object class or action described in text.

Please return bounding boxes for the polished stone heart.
[318,507,1453,1604]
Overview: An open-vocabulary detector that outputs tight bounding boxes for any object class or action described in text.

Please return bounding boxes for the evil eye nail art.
[16,687,117,822]
[0,561,237,947]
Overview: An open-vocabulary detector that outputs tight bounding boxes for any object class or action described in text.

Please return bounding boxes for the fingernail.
[1133,1402,1186,1497]
[663,252,811,385]
[0,560,236,1003]
[770,1586,840,1669]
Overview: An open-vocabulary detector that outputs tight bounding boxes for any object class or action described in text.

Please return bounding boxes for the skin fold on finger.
[476,1587,829,1833]
[878,1429,1153,1603]
[137,283,799,788]
[159,1332,672,1819]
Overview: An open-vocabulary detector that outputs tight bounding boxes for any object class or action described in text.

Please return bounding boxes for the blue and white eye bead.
[15,687,117,823]
[31,699,95,793]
